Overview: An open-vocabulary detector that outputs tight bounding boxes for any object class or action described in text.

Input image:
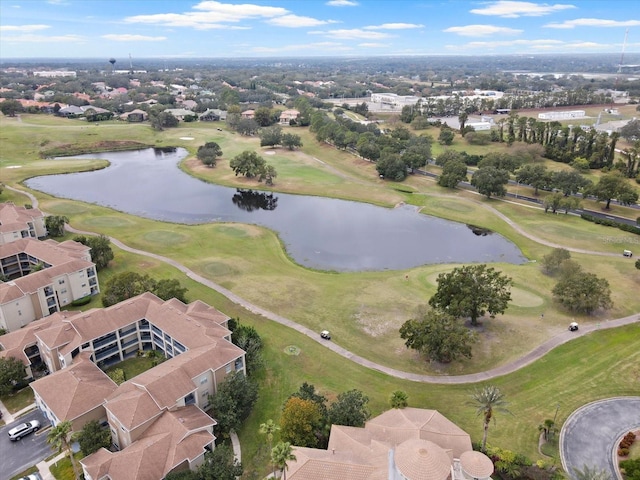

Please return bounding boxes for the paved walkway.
[560,397,640,480]
[9,184,640,385]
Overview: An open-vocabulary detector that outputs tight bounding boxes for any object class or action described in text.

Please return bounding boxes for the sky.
[0,0,638,59]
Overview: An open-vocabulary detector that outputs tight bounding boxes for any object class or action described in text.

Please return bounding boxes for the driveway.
[560,397,640,480]
[0,409,51,480]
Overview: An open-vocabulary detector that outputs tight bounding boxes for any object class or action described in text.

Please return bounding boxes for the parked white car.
[8,420,40,441]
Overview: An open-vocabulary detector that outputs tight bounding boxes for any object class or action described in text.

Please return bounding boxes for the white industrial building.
[538,110,586,120]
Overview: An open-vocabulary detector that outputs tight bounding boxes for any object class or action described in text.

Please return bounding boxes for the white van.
[623,250,633,257]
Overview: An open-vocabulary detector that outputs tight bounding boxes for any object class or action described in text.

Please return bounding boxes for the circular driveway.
[560,397,640,479]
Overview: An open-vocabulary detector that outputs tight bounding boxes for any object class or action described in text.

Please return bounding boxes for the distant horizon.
[1,0,638,59]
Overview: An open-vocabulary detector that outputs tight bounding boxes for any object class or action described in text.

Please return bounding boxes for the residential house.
[286,407,494,480]
[0,237,99,331]
[179,99,198,110]
[120,109,148,122]
[278,109,300,125]
[198,109,227,122]
[0,203,47,245]
[163,108,195,121]
[241,109,255,119]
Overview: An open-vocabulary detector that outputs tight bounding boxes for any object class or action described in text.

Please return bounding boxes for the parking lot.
[0,410,50,480]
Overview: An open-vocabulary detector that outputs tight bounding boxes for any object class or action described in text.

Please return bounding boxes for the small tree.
[282,133,303,150]
[197,444,243,480]
[45,215,69,237]
[77,420,112,456]
[154,278,188,303]
[0,357,26,395]
[471,166,510,198]
[467,385,511,453]
[280,397,323,448]
[197,141,223,167]
[259,164,278,186]
[260,419,280,477]
[74,234,114,271]
[328,389,371,427]
[541,248,571,275]
[271,441,296,480]
[438,127,455,145]
[572,465,613,480]
[437,159,467,188]
[47,420,82,480]
[209,371,258,437]
[0,99,24,117]
[552,271,613,314]
[390,390,409,409]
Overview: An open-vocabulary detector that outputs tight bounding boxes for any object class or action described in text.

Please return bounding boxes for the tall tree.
[209,371,258,437]
[437,159,468,188]
[471,166,510,198]
[551,170,591,196]
[328,389,371,427]
[76,420,111,456]
[428,264,512,326]
[271,442,296,480]
[552,271,613,314]
[467,385,511,453]
[101,272,157,307]
[230,151,266,178]
[259,125,283,147]
[281,133,303,150]
[0,99,24,117]
[81,234,114,271]
[588,171,639,209]
[47,420,82,479]
[400,307,478,362]
[515,164,551,195]
[154,278,188,303]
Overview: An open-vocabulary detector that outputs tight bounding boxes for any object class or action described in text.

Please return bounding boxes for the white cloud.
[326,0,358,6]
[310,28,391,40]
[101,34,167,42]
[470,1,576,18]
[0,24,49,32]
[1,34,84,43]
[444,25,522,36]
[446,38,612,52]
[364,23,423,30]
[124,1,288,29]
[358,42,389,47]
[545,18,640,29]
[267,14,337,28]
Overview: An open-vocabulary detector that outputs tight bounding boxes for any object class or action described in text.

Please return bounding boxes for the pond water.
[25,147,527,271]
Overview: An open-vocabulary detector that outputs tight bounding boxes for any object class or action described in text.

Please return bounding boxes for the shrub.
[71,295,92,307]
[619,447,630,456]
[581,213,640,235]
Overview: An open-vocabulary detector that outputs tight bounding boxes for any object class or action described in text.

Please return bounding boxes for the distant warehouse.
[538,110,586,120]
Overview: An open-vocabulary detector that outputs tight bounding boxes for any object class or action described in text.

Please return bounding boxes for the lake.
[25,147,527,271]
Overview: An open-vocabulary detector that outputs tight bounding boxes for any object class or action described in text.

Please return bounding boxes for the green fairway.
[2,113,639,478]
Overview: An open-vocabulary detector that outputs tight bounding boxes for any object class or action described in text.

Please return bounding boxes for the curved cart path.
[11,186,640,384]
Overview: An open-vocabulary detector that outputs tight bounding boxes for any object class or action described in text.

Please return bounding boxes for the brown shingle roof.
[0,204,44,235]
[393,439,452,480]
[30,355,117,422]
[460,450,494,478]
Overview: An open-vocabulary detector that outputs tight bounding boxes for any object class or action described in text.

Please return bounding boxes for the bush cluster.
[580,213,640,235]
[620,431,637,449]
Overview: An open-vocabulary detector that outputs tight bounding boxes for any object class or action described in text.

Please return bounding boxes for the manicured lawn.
[2,113,639,478]
[104,355,156,380]
[1,387,35,413]
[10,466,40,480]
[49,452,83,480]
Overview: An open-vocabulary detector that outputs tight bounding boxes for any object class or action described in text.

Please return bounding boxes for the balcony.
[93,333,118,349]
[95,345,120,362]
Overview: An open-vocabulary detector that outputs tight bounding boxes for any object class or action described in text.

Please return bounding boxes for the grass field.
[1,113,639,478]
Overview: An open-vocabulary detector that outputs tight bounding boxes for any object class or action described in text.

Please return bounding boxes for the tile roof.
[0,204,44,235]
[82,406,215,480]
[30,355,117,422]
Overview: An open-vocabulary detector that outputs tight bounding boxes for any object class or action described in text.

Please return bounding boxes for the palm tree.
[271,441,296,480]
[47,420,81,479]
[390,390,408,409]
[260,419,280,477]
[572,465,612,480]
[467,385,511,452]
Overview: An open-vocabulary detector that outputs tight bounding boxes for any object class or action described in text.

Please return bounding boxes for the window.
[225,363,232,373]
[58,279,65,285]
[60,288,67,294]
[200,377,208,385]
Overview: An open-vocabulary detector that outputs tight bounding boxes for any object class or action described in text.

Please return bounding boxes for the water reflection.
[24,148,527,271]
[232,189,278,212]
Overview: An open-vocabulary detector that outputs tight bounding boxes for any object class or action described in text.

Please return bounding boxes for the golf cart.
[568,322,579,332]
[320,330,331,340]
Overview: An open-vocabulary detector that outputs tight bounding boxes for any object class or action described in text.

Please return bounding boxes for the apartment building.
[1,292,246,479]
[0,203,47,245]
[0,238,99,332]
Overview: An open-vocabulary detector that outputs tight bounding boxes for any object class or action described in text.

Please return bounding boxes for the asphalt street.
[0,409,50,480]
[560,397,640,480]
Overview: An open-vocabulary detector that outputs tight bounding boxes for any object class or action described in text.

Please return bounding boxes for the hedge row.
[581,213,640,235]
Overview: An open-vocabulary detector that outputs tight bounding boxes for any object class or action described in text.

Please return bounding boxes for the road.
[560,397,640,480]
[0,409,50,480]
